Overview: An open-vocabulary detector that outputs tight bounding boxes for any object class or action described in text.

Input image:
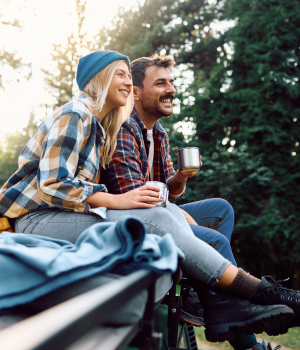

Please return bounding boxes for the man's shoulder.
[121,110,144,137]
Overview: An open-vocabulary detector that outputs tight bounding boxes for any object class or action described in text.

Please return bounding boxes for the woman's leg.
[16,206,230,286]
[15,208,105,243]
[15,206,295,342]
[106,205,231,287]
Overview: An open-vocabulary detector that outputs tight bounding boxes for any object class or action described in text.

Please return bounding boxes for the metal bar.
[0,269,155,350]
[66,324,140,350]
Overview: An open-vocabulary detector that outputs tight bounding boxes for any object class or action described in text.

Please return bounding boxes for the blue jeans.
[179,198,237,266]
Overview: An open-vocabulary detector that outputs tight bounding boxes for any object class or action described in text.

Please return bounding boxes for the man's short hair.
[131,54,175,88]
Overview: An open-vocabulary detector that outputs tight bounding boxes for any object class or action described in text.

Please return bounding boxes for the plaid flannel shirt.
[0,93,107,219]
[104,109,182,199]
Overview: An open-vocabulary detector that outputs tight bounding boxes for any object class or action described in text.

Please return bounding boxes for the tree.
[180,0,300,286]
[42,0,95,108]
[0,113,37,187]
[0,0,32,89]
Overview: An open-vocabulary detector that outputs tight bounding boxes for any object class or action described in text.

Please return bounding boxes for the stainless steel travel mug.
[177,147,201,172]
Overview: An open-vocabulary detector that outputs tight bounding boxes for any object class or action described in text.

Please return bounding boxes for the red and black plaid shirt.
[104,109,176,194]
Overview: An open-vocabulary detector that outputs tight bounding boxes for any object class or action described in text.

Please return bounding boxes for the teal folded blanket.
[0,215,184,310]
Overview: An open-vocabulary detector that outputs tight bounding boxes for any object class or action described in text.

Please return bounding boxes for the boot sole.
[266,320,300,336]
[180,310,205,327]
[205,307,294,342]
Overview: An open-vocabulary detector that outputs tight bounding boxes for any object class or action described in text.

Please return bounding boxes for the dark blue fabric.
[179,198,237,266]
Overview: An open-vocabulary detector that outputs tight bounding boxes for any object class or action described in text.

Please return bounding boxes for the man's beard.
[140,94,173,118]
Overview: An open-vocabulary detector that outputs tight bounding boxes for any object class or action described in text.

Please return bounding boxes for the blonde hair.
[82,60,133,168]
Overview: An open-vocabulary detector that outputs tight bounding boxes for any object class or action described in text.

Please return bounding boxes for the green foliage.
[0,1,32,88]
[42,0,93,108]
[101,0,300,285]
[177,0,300,285]
[0,113,37,187]
[2,0,298,287]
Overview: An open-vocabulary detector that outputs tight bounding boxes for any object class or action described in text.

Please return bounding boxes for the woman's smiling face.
[106,61,132,109]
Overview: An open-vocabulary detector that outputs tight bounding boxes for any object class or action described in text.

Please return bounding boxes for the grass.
[194,327,300,349]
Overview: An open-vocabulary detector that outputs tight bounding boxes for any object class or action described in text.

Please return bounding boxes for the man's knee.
[212,198,234,220]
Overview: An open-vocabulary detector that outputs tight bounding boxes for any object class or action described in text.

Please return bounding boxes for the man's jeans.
[180,198,237,266]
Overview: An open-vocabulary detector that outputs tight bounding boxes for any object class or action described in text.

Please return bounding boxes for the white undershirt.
[147,128,185,199]
[147,129,154,180]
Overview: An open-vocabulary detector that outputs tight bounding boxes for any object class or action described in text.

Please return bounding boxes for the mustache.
[160,94,174,101]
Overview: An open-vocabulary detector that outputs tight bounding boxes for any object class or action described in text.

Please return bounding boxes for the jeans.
[15,203,231,287]
[179,199,237,266]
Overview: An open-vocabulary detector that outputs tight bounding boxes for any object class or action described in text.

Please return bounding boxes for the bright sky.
[0,0,137,136]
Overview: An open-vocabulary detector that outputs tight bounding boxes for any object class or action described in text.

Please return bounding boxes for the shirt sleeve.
[105,126,145,194]
[37,112,106,213]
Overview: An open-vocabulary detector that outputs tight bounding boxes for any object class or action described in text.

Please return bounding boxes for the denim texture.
[15,203,230,287]
[179,198,237,266]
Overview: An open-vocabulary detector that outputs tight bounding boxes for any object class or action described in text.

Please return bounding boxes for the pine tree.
[182,0,300,285]
[42,0,94,108]
[0,1,32,88]
[0,112,37,186]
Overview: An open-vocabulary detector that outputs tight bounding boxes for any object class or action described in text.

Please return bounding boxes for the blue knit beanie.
[76,50,130,91]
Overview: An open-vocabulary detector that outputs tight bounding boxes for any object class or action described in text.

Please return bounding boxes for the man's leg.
[179,198,234,242]
[190,224,237,266]
[179,200,257,349]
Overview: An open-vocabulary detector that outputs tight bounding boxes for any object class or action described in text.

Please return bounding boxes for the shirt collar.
[76,92,106,139]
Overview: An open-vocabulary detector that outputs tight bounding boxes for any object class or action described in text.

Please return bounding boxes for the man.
[101,55,258,349]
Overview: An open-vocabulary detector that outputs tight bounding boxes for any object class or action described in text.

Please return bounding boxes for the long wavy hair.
[82,60,133,168]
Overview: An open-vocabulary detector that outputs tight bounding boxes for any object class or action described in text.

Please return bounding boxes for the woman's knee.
[139,206,183,236]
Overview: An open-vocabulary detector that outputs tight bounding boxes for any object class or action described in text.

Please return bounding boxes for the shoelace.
[267,342,281,350]
[264,276,300,300]
[259,339,281,350]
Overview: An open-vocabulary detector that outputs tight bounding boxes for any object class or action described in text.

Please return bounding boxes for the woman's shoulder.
[60,99,95,123]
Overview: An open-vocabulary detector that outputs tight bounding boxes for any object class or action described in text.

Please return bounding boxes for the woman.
[0,50,298,343]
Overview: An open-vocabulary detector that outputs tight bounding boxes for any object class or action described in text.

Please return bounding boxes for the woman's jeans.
[15,202,231,287]
[180,199,237,266]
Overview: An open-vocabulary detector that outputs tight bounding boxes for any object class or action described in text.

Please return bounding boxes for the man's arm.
[167,169,199,196]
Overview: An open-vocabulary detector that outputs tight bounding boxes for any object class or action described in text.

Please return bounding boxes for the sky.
[0,0,233,139]
[0,0,137,137]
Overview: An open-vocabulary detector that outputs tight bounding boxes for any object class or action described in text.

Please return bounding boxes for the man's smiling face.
[138,66,176,118]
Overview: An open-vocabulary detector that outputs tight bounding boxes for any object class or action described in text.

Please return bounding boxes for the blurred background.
[0,0,299,287]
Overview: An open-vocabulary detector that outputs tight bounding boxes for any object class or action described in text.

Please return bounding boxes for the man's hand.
[178,155,203,178]
[180,208,198,225]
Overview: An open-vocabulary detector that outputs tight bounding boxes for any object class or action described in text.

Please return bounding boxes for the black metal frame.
[164,276,198,350]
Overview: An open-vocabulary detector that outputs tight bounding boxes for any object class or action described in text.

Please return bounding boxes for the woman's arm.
[37,112,105,213]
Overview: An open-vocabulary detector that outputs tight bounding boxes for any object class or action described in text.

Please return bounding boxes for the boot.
[180,289,205,326]
[250,276,300,334]
[198,287,294,342]
[252,339,281,350]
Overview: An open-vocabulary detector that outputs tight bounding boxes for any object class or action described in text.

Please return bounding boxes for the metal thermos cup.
[177,147,201,172]
[143,181,169,208]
